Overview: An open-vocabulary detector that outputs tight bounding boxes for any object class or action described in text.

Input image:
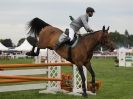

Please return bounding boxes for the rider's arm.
[80,16,93,32]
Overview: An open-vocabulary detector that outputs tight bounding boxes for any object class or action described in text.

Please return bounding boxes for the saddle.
[65,31,91,47]
[65,33,80,61]
[64,32,92,61]
[66,34,79,48]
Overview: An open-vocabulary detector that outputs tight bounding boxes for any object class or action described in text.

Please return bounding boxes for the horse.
[27,17,115,97]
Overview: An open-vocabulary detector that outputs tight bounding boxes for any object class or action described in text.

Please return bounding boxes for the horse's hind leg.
[85,61,96,94]
[26,42,40,56]
[32,42,40,56]
[35,47,40,55]
[77,66,87,97]
[26,46,36,56]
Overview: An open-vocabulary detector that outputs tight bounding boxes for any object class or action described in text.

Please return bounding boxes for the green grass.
[0,58,34,64]
[0,58,133,99]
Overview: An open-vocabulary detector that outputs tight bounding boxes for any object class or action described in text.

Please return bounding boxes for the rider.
[55,7,95,49]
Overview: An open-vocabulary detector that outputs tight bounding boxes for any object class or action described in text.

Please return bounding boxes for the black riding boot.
[55,37,70,50]
[55,28,70,50]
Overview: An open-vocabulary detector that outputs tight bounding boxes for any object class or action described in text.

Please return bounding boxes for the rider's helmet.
[86,7,95,13]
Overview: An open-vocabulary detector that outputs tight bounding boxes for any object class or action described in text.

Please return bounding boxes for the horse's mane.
[27,17,50,36]
[81,30,101,37]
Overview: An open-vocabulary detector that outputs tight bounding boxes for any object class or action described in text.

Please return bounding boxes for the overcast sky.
[0,0,133,44]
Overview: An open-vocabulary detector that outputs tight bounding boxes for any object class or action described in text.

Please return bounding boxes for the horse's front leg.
[77,66,87,97]
[85,61,96,94]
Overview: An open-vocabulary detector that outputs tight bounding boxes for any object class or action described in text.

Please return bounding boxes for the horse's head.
[99,26,115,52]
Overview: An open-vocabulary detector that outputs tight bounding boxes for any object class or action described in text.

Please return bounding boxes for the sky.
[0,0,133,44]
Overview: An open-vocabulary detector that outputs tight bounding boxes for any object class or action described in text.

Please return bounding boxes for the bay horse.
[27,18,114,97]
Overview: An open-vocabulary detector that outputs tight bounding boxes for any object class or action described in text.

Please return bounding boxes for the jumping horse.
[27,17,115,97]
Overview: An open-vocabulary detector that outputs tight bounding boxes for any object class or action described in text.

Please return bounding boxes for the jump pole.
[0,63,72,68]
[0,75,62,81]
[38,49,88,95]
[0,79,30,83]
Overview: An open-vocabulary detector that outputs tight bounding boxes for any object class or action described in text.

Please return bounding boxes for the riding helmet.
[86,7,95,13]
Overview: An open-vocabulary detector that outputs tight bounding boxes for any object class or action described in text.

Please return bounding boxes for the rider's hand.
[87,29,94,33]
[90,29,94,32]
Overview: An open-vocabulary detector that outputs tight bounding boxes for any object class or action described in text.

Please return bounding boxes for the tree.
[124,29,130,48]
[109,30,130,48]
[128,35,133,47]
[1,39,13,47]
[17,38,25,46]
[124,29,129,37]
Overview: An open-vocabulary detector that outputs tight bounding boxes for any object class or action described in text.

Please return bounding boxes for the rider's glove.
[87,29,94,33]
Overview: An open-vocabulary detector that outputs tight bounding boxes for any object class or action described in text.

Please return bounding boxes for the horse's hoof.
[88,91,96,95]
[26,52,32,56]
[32,53,39,56]
[82,93,88,97]
[26,52,38,56]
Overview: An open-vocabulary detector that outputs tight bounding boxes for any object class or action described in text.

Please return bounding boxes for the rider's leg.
[55,28,70,50]
[69,28,75,42]
[70,24,80,41]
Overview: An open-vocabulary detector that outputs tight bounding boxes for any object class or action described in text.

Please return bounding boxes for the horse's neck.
[84,32,101,52]
[52,32,102,63]
[55,33,101,62]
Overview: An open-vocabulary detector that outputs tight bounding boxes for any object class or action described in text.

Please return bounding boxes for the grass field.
[0,58,34,64]
[0,58,133,99]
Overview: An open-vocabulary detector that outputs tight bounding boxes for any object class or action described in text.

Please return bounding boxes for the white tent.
[15,39,32,51]
[0,42,8,51]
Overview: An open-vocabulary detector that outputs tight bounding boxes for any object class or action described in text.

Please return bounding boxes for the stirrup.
[55,43,62,50]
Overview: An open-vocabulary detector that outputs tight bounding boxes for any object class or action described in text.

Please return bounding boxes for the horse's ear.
[106,26,110,32]
[102,25,105,32]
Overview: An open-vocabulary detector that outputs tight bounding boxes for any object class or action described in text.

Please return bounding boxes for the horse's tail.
[27,17,50,36]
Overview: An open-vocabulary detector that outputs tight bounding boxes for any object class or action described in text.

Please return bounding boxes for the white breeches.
[59,27,79,42]
[68,28,75,41]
